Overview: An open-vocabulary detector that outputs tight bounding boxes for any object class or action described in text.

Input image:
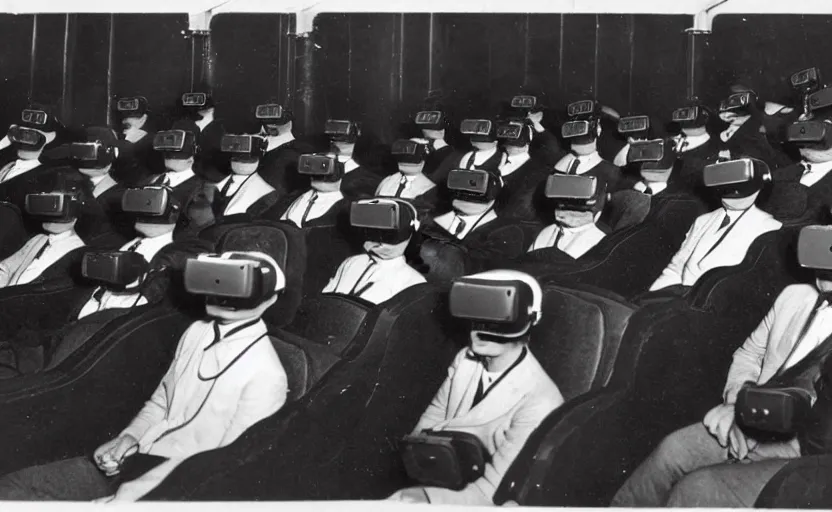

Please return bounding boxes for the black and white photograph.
[0,0,831,508]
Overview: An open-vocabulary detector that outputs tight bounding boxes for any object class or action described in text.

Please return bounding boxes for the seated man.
[416,168,526,281]
[555,100,624,193]
[611,223,832,507]
[325,119,383,200]
[143,122,205,207]
[273,153,349,229]
[0,184,87,288]
[611,114,667,168]
[411,105,455,179]
[0,250,289,502]
[375,138,437,204]
[432,117,506,187]
[649,157,782,292]
[527,174,608,259]
[323,197,425,305]
[254,102,308,196]
[112,95,160,186]
[389,269,563,505]
[185,134,278,233]
[670,102,721,192]
[492,118,550,221]
[178,90,227,182]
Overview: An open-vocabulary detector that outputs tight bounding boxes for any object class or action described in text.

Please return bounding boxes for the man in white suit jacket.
[613,277,832,507]
[388,270,564,505]
[650,158,781,291]
[0,251,289,502]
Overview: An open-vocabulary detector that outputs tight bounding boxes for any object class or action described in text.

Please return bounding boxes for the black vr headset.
[446,169,502,203]
[8,125,47,151]
[298,153,344,182]
[350,198,420,245]
[82,250,149,290]
[545,174,607,213]
[703,158,770,198]
[567,100,599,120]
[221,134,268,160]
[797,225,832,274]
[807,87,832,118]
[256,103,292,135]
[184,252,280,310]
[20,107,60,133]
[116,96,149,118]
[181,92,210,109]
[449,275,539,338]
[65,141,117,169]
[460,119,496,143]
[153,129,198,159]
[793,67,823,96]
[672,104,710,129]
[391,139,428,164]
[786,119,832,150]
[510,94,540,112]
[121,186,181,224]
[24,191,81,222]
[561,118,599,144]
[618,115,651,138]
[496,121,532,147]
[326,119,361,144]
[719,91,757,114]
[414,110,445,131]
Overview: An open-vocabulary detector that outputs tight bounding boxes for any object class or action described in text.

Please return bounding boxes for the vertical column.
[61,13,75,123]
[29,14,38,102]
[106,14,115,127]
[295,31,316,135]
[685,29,709,100]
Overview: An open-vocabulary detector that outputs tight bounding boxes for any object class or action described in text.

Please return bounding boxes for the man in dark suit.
[325,119,383,200]
[412,106,457,179]
[253,103,312,197]
[430,117,507,188]
[669,102,722,193]
[178,91,227,182]
[111,96,162,187]
[492,118,551,222]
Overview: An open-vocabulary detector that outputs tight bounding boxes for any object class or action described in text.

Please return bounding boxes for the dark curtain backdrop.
[1,12,831,143]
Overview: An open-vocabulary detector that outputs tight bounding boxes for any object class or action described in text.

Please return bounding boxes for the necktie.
[644,185,654,195]
[394,176,409,198]
[154,174,171,187]
[126,239,142,252]
[465,151,477,169]
[718,213,731,230]
[0,162,16,183]
[567,157,581,175]
[218,176,235,198]
[453,217,467,237]
[299,191,319,226]
[471,378,487,408]
[33,239,51,260]
[549,227,564,249]
[350,258,378,296]
[802,162,813,175]
[781,295,832,372]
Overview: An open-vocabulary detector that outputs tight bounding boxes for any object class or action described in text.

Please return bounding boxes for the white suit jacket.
[407,346,563,505]
[650,206,781,291]
[215,172,275,216]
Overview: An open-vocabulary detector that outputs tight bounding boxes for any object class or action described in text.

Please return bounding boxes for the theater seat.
[0,278,95,343]
[756,455,832,508]
[142,284,455,501]
[0,202,27,260]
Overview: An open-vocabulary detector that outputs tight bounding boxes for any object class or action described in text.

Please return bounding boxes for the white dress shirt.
[633,180,668,196]
[76,232,174,320]
[90,173,119,198]
[322,253,426,305]
[13,230,85,286]
[674,133,711,153]
[432,209,498,240]
[458,147,499,169]
[265,132,295,153]
[719,117,750,142]
[613,144,631,168]
[375,172,436,199]
[280,189,343,228]
[430,138,449,151]
[113,318,286,501]
[782,299,832,371]
[336,155,360,174]
[554,151,604,175]
[799,160,832,188]
[528,222,606,258]
[194,111,215,132]
[214,172,275,215]
[499,152,531,178]
[154,168,196,188]
[650,206,782,290]
[0,158,43,184]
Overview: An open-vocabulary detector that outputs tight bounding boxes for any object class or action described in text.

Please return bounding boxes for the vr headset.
[786,119,832,149]
[401,430,489,491]
[808,87,832,115]
[8,126,47,150]
[702,158,769,198]
[325,119,360,143]
[116,97,148,117]
[24,192,80,222]
[220,134,268,160]
[449,275,538,338]
[797,225,832,271]
[736,382,813,436]
[720,91,756,113]
[121,186,180,224]
[350,198,419,245]
[82,250,149,290]
[153,129,196,157]
[618,115,650,136]
[181,92,208,108]
[672,105,708,128]
[446,169,501,203]
[567,100,597,119]
[66,141,116,168]
[460,119,495,142]
[391,139,428,164]
[628,138,665,163]
[298,153,344,182]
[496,121,530,146]
[184,253,279,310]
[510,95,539,111]
[545,174,606,213]
[21,109,48,127]
[561,119,598,141]
[255,103,286,121]
[792,67,822,95]
[414,110,444,130]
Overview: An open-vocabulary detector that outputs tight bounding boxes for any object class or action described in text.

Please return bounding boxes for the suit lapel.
[459,355,531,427]
[448,355,481,420]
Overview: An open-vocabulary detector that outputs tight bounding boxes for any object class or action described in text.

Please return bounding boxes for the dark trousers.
[0,457,117,501]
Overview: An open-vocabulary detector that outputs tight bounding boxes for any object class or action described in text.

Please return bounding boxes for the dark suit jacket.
[498,158,551,222]
[341,165,384,201]
[113,132,162,187]
[196,120,228,183]
[423,145,456,180]
[720,116,795,170]
[672,137,721,194]
[76,181,131,247]
[429,149,504,187]
[773,163,832,224]
[259,139,314,197]
[530,130,568,168]
[0,161,64,234]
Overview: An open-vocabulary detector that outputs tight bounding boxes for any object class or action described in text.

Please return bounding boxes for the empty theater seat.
[141,283,454,501]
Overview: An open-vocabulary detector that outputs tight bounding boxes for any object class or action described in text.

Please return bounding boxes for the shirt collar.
[47,229,76,243]
[722,207,746,221]
[309,188,343,199]
[89,174,109,187]
[636,180,668,195]
[13,158,42,171]
[678,133,711,152]
[130,230,174,248]
[215,317,264,340]
[502,151,531,174]
[572,151,602,169]
[266,132,295,152]
[195,111,215,131]
[431,138,448,150]
[367,254,407,268]
[560,222,597,235]
[337,155,360,173]
[166,168,195,187]
[802,160,832,174]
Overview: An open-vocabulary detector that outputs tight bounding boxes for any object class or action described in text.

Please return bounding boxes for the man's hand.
[93,434,139,476]
[526,111,545,133]
[728,423,758,461]
[703,403,736,448]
